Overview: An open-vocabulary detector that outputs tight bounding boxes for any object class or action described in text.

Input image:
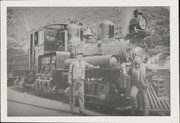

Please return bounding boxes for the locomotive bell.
[67,24,81,44]
[98,20,115,40]
[83,26,93,38]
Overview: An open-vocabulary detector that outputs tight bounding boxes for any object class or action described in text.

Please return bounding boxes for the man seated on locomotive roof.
[68,52,99,115]
[127,9,149,51]
[128,9,143,33]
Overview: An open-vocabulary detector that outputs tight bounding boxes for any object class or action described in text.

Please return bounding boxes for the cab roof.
[30,23,68,34]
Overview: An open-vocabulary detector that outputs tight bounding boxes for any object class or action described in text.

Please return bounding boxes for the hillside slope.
[7,7,169,51]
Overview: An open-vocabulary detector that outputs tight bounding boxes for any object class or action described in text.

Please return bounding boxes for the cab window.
[34,31,38,45]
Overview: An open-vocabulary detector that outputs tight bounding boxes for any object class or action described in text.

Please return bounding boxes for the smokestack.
[120,7,137,37]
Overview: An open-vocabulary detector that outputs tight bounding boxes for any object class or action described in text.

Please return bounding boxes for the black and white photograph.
[1,0,179,122]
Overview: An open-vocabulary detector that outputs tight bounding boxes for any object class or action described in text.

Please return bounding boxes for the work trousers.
[130,85,149,116]
[71,79,84,113]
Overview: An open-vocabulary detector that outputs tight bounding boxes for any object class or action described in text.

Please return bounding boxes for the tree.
[7,8,17,26]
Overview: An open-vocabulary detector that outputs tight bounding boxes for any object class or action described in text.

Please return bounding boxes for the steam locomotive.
[7,10,170,114]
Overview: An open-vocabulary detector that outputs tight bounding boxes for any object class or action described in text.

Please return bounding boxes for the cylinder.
[98,20,115,40]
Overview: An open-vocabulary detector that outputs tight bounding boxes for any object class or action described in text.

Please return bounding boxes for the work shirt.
[68,59,96,82]
[130,62,152,90]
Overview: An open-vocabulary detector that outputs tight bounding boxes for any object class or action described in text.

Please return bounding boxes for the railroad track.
[8,84,170,116]
[147,85,170,115]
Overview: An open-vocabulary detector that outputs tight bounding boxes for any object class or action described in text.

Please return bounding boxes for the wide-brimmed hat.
[76,52,84,55]
[133,9,143,15]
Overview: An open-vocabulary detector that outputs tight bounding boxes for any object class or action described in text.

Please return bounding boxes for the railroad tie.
[147,87,156,109]
[147,85,170,111]
[150,85,163,109]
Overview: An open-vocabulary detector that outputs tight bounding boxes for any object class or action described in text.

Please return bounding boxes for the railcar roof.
[44,23,68,29]
[30,23,68,33]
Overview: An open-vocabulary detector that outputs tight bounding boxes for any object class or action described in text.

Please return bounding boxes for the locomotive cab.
[29,24,68,68]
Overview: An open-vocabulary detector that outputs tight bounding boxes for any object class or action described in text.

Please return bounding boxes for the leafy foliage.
[147,45,170,57]
[142,7,170,47]
[7,8,17,26]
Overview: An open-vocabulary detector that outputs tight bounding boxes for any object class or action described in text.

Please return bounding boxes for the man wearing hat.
[129,9,143,33]
[122,47,155,116]
[68,52,99,115]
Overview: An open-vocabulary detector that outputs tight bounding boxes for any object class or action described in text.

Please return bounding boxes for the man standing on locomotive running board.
[122,47,156,116]
[68,52,99,115]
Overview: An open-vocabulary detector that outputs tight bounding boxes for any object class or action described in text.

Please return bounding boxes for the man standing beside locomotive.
[68,52,99,115]
[122,47,155,116]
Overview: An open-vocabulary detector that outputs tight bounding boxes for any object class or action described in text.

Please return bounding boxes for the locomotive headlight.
[138,16,147,30]
[109,55,119,68]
